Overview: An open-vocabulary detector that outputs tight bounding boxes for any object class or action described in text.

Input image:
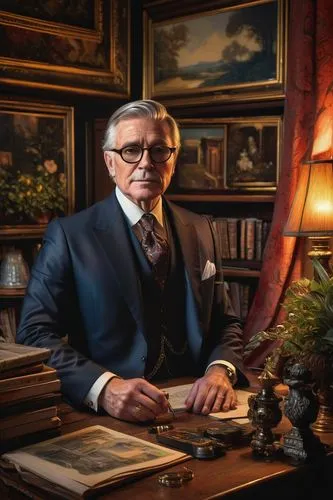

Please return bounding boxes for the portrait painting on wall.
[0,100,74,231]
[174,125,226,190]
[0,0,130,97]
[144,0,286,105]
[225,118,282,190]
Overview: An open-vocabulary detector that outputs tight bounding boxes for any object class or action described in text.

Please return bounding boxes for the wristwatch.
[221,364,235,385]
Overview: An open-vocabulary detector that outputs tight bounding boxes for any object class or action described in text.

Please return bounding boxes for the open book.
[3,425,189,498]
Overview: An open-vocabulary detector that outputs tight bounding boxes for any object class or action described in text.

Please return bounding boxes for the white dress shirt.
[84,187,236,411]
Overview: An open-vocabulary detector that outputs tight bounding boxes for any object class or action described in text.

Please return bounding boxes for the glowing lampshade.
[284,161,333,237]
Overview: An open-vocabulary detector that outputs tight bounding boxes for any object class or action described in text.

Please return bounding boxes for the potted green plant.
[245,259,333,432]
[245,259,333,386]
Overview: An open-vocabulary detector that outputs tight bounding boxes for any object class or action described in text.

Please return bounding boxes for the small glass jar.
[0,249,30,288]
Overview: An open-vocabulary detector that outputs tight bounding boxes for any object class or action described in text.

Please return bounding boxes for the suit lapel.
[164,200,202,315]
[164,200,205,362]
[93,194,144,333]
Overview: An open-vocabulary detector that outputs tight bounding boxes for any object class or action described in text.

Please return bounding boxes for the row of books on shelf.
[0,343,61,453]
[212,217,271,262]
[226,282,251,321]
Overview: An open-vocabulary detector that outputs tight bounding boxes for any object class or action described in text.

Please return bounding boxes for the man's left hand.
[185,365,237,415]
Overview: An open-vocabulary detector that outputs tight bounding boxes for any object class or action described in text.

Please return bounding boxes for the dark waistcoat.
[129,216,194,380]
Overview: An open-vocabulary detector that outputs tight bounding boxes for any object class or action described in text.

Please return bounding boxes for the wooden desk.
[1,385,333,500]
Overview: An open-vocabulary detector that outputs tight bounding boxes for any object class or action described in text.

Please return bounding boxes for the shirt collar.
[115,186,164,227]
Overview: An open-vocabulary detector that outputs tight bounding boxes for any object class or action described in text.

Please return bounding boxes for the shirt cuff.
[206,360,237,385]
[83,372,116,412]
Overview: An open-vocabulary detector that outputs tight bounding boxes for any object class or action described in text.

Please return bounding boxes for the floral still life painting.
[0,102,74,226]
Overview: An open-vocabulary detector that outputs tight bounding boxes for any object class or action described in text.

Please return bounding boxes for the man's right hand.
[98,377,169,422]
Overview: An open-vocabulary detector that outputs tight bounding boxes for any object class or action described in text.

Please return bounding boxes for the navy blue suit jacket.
[17,192,245,406]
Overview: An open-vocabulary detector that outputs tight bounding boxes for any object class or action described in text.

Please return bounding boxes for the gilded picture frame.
[169,116,282,193]
[0,100,74,235]
[144,0,287,106]
[225,116,282,190]
[0,0,130,97]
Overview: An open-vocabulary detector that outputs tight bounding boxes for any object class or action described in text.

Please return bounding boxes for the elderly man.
[17,100,247,423]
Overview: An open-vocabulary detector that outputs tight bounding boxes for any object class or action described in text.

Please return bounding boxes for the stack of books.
[0,343,62,452]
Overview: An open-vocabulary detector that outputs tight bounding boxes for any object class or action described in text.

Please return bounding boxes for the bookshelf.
[167,194,275,203]
[223,268,261,278]
[166,192,275,322]
[0,288,26,299]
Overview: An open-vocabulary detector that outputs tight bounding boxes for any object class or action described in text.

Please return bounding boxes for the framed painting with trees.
[143,0,287,106]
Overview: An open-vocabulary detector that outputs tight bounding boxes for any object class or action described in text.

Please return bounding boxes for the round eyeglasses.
[110,145,177,164]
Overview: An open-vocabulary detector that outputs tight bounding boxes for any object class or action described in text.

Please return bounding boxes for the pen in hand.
[163,391,176,418]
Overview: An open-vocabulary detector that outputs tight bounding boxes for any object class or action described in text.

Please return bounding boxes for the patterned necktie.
[138,213,170,288]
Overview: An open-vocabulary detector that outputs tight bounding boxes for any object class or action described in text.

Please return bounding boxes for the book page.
[164,383,193,411]
[209,389,253,420]
[3,425,188,495]
[164,383,254,419]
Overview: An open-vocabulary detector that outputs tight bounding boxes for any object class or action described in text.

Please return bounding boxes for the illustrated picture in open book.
[3,425,188,497]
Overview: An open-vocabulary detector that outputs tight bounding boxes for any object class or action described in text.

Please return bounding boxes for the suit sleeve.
[16,219,107,407]
[200,216,248,386]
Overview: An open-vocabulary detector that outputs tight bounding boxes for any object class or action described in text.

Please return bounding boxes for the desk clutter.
[153,375,332,468]
[0,343,62,453]
[248,365,328,465]
[154,421,254,459]
[0,396,332,499]
[1,367,333,498]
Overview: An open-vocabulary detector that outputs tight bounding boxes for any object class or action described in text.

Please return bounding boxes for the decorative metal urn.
[248,371,283,458]
[312,383,333,433]
[283,362,326,465]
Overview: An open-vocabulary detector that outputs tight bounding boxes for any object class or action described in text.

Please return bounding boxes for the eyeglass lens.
[121,145,172,163]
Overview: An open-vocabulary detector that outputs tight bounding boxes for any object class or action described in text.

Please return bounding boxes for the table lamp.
[283,125,333,274]
[283,122,333,433]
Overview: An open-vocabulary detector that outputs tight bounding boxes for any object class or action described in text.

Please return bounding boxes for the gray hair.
[102,99,180,151]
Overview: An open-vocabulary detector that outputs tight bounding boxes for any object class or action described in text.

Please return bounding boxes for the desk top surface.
[1,378,333,500]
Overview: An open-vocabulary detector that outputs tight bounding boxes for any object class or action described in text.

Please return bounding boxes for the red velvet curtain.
[243,0,333,367]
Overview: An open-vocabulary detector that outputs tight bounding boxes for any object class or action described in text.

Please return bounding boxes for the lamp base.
[308,237,332,275]
[312,386,333,433]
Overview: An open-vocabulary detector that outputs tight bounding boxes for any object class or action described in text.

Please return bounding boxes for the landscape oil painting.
[145,0,285,104]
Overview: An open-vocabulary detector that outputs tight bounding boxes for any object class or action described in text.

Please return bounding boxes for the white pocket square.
[201,260,216,281]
